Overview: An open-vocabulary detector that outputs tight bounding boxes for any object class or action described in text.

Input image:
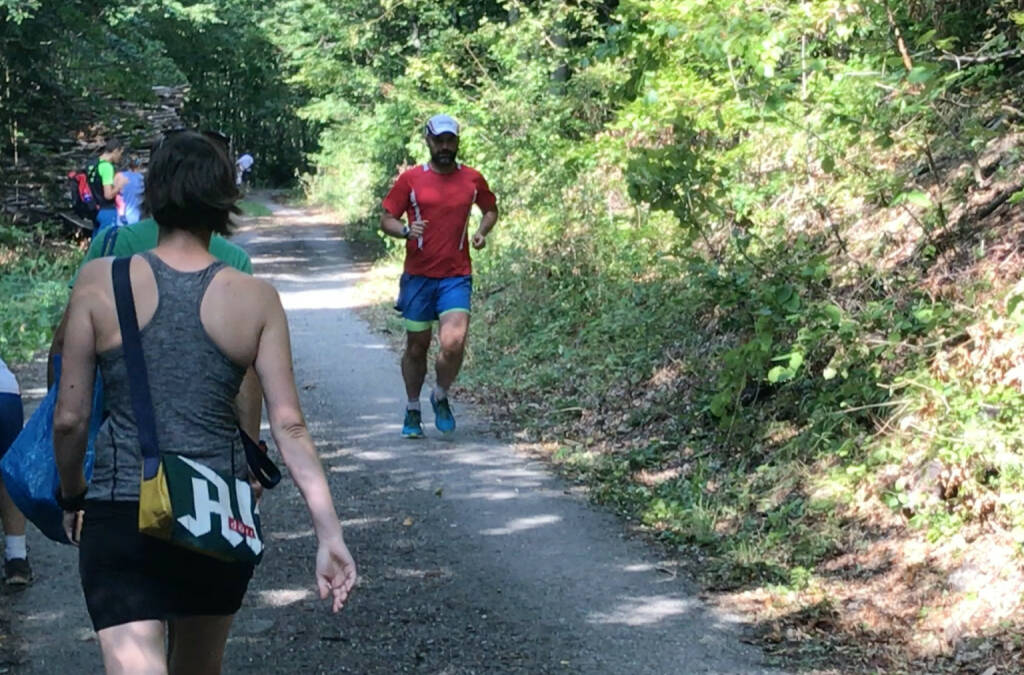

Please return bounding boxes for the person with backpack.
[86,139,126,236]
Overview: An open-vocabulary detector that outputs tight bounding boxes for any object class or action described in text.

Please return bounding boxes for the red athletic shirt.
[381,163,497,278]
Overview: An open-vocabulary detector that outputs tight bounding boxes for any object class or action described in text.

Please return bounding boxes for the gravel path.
[5,205,782,674]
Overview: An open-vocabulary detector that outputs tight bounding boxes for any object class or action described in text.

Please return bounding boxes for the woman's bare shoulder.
[212,267,281,306]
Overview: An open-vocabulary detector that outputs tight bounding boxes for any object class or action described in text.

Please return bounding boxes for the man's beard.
[431,150,457,167]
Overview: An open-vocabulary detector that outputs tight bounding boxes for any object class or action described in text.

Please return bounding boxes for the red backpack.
[67,168,98,219]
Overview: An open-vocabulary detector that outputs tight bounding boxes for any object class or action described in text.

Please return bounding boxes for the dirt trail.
[5,203,783,674]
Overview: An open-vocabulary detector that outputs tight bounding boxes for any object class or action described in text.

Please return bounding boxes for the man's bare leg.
[435,311,469,394]
[430,311,469,433]
[402,329,432,402]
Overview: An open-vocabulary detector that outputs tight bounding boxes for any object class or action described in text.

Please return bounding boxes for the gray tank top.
[88,251,247,502]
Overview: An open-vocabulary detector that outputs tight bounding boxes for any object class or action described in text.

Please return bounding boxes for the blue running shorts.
[395,274,472,332]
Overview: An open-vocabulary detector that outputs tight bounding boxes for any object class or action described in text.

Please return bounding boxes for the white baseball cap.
[425,114,459,137]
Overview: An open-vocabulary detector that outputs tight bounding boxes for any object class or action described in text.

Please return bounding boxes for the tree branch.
[884,1,914,72]
[938,49,1024,67]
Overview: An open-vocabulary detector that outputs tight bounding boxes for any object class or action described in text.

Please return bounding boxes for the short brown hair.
[145,130,240,236]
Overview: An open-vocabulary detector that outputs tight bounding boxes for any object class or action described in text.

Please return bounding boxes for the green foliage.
[0,222,81,363]
[0,0,314,187]
[322,0,1024,612]
[145,0,319,185]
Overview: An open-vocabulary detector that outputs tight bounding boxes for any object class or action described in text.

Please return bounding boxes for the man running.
[380,114,498,438]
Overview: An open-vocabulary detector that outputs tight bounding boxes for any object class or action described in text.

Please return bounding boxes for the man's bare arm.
[476,208,498,238]
[471,208,499,250]
[380,212,423,240]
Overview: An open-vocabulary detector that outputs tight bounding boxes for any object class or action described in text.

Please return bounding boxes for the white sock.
[433,386,448,401]
[406,400,421,412]
[5,535,26,561]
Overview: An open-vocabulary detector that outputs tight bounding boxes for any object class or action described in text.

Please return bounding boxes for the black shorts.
[79,501,255,631]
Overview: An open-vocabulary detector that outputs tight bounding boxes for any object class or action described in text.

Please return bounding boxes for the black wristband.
[56,487,88,512]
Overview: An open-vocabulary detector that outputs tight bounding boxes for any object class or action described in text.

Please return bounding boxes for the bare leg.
[435,311,470,392]
[167,615,235,675]
[0,478,25,537]
[97,620,167,675]
[402,329,432,402]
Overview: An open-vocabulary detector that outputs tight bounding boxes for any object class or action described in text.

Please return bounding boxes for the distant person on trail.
[235,152,253,188]
[0,356,31,587]
[379,113,499,438]
[86,139,126,236]
[53,130,356,673]
[117,155,145,225]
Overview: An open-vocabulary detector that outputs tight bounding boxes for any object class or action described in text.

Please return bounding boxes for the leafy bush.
[0,223,81,364]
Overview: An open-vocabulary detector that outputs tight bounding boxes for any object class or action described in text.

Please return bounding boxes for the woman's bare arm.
[252,281,356,610]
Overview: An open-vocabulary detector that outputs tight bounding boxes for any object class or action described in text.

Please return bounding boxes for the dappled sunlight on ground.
[356,450,399,461]
[479,514,562,536]
[588,595,697,627]
[254,588,313,608]
[453,489,522,501]
[267,528,314,541]
[278,287,366,310]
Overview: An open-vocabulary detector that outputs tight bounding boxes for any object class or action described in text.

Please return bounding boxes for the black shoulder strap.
[111,256,162,480]
[239,428,281,489]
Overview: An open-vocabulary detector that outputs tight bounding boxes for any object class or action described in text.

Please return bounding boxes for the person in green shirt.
[88,140,126,236]
[74,217,252,283]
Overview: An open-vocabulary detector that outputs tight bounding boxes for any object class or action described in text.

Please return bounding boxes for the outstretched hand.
[316,537,357,613]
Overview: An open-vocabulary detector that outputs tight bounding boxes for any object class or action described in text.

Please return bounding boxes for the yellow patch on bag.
[138,462,174,538]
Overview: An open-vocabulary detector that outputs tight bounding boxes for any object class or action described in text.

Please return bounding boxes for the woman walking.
[53,130,356,674]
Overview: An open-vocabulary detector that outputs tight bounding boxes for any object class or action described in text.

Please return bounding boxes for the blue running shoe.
[402,409,424,438]
[430,392,456,434]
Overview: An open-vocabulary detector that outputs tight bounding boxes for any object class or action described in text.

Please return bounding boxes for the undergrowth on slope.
[0,222,82,364]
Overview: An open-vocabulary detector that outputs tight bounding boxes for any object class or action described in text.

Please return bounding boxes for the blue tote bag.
[0,358,103,543]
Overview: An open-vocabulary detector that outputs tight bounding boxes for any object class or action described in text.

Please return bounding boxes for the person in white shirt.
[235,153,254,187]
[0,356,30,586]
